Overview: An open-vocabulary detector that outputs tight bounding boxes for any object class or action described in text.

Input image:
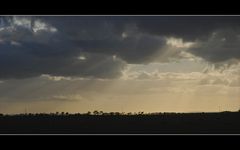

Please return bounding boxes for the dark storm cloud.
[1,16,240,79]
[0,16,126,79]
[0,41,126,79]
[131,16,240,64]
[41,16,240,62]
[187,28,240,63]
[42,16,240,40]
[40,16,167,63]
[0,16,166,79]
[133,16,240,41]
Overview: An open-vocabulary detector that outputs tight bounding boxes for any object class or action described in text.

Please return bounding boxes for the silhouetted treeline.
[0,111,147,117]
[0,111,240,134]
[1,110,239,117]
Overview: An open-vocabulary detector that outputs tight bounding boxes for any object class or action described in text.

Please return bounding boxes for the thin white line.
[1,15,240,16]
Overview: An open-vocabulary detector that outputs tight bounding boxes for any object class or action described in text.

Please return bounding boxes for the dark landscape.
[0,111,240,134]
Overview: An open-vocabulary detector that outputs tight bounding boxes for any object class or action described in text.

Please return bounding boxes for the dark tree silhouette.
[93,110,99,115]
[127,112,132,115]
[99,111,103,115]
[114,112,120,115]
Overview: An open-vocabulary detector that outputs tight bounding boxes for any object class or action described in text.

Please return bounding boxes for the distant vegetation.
[0,111,240,134]
[0,111,147,116]
[1,110,239,117]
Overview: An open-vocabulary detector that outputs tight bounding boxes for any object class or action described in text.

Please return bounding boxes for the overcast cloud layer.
[1,16,240,79]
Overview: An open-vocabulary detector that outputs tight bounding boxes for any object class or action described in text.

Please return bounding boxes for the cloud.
[0,16,173,79]
[188,28,240,63]
[41,16,169,63]
[1,16,240,80]
[0,17,128,79]
[51,94,85,101]
[134,16,240,40]
[122,69,204,81]
[40,74,72,81]
[36,16,240,65]
[198,63,240,86]
[0,76,93,102]
[133,16,240,64]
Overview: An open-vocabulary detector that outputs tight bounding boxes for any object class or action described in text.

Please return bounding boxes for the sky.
[0,16,240,114]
